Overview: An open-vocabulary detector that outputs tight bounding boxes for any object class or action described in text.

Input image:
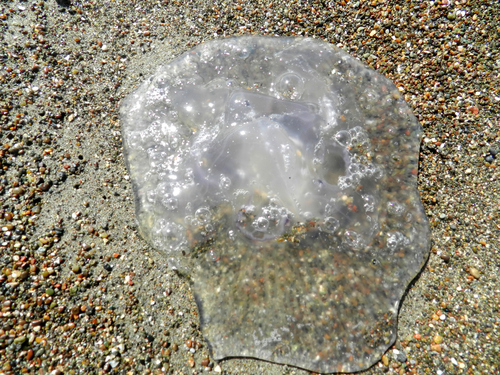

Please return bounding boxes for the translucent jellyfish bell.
[120,36,430,373]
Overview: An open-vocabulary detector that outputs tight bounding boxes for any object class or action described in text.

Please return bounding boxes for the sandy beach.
[0,0,498,374]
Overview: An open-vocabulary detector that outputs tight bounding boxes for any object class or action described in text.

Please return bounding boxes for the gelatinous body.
[120,36,430,373]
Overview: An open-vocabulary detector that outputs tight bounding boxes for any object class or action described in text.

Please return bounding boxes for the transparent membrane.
[120,36,430,373]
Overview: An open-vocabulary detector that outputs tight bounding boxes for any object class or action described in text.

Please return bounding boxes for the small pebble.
[71,306,80,315]
[469,267,481,279]
[440,253,450,263]
[201,358,210,367]
[431,343,442,353]
[14,335,26,344]
[433,334,443,344]
[11,187,25,195]
[396,352,407,363]
[40,182,51,191]
[382,354,389,366]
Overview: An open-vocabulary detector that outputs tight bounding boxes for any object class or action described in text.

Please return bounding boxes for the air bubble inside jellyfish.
[120,36,430,373]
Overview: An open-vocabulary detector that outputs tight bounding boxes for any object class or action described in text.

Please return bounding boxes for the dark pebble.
[440,253,451,263]
[40,182,52,192]
[56,0,72,6]
[396,352,407,363]
[103,264,113,272]
[30,319,43,327]
[86,306,96,315]
[71,306,80,315]
[57,172,67,182]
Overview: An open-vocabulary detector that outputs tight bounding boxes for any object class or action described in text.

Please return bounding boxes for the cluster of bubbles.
[344,230,364,250]
[180,206,216,237]
[236,200,292,241]
[387,201,406,216]
[152,219,185,253]
[276,72,305,100]
[386,231,409,251]
[335,126,369,148]
[332,126,384,192]
[337,164,382,191]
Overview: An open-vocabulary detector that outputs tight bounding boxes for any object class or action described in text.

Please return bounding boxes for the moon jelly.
[120,36,430,373]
